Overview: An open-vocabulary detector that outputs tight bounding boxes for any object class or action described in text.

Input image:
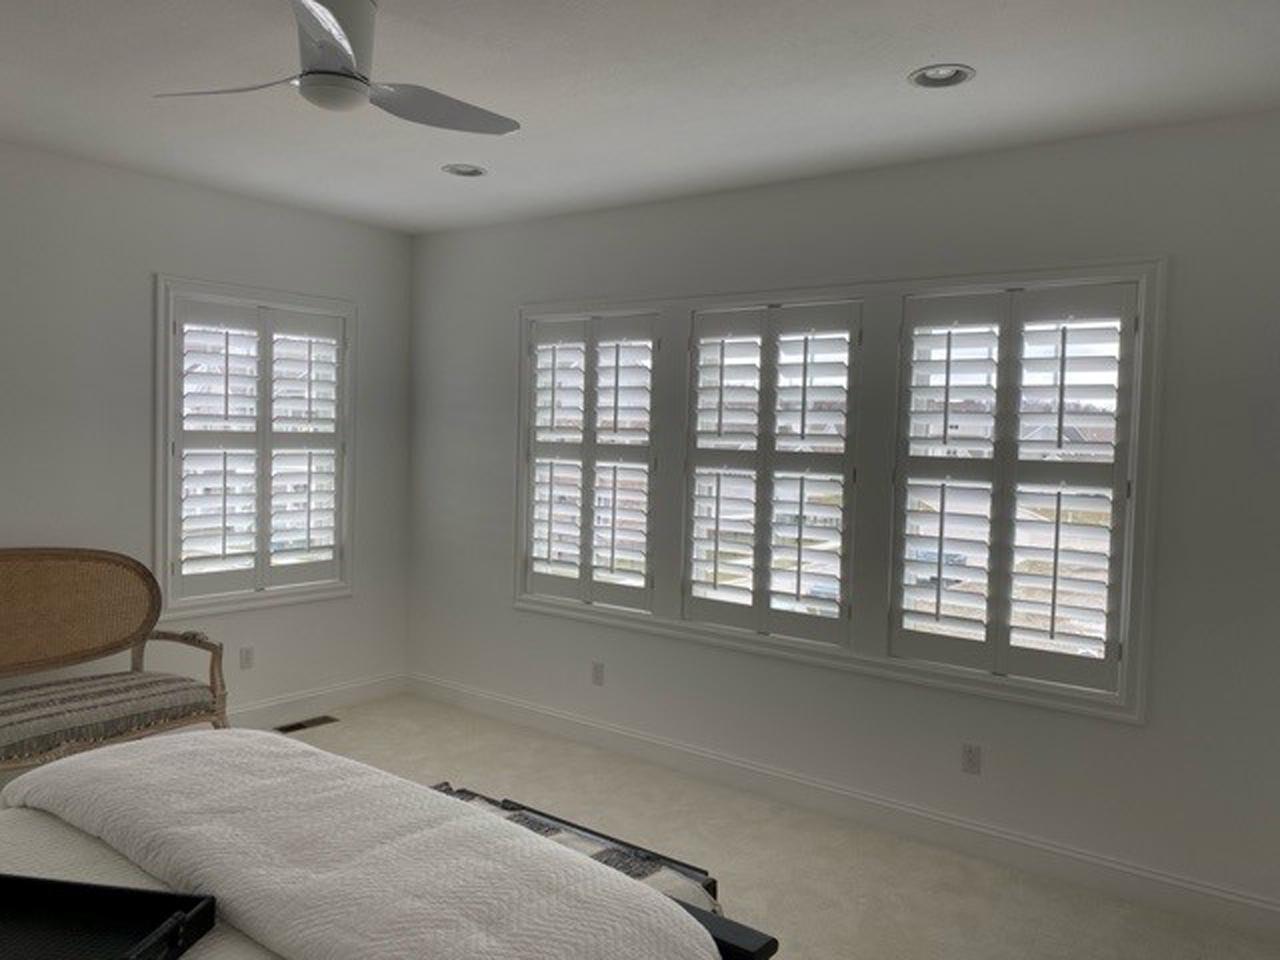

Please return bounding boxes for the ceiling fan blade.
[289,0,358,75]
[370,83,520,135]
[155,76,300,99]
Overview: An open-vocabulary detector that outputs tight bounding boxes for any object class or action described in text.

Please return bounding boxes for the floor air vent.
[275,715,339,734]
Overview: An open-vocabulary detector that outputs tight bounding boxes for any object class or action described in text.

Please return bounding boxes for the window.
[892,283,1137,690]
[684,303,857,642]
[517,264,1157,719]
[157,277,353,614]
[526,314,655,607]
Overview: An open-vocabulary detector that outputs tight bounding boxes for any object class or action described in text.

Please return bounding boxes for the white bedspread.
[1,729,718,960]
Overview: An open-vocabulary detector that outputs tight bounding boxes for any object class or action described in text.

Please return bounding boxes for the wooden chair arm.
[132,630,228,728]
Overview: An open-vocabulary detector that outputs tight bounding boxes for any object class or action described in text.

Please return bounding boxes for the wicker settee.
[0,548,227,770]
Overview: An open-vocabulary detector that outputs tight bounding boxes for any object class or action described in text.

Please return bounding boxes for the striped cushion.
[0,672,215,764]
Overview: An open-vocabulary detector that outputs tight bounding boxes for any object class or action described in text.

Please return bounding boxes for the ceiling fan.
[157,0,520,135]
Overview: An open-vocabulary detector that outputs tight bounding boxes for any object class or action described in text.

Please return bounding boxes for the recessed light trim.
[908,63,976,89]
[442,163,488,178]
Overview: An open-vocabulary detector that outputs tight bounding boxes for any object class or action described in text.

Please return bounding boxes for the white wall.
[0,140,413,719]
[411,112,1280,916]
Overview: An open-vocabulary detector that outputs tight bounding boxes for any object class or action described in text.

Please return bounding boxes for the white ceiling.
[2,0,1279,232]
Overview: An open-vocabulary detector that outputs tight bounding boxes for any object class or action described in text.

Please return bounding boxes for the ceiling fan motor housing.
[297,0,377,111]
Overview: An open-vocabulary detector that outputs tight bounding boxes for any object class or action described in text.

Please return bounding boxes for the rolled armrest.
[133,630,228,728]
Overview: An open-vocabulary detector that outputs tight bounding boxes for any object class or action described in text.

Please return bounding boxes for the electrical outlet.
[239,646,255,671]
[591,661,605,687]
[961,743,982,775]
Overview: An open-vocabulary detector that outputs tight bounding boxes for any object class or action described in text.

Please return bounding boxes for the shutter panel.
[690,467,756,606]
[596,340,652,446]
[1019,319,1122,462]
[696,335,762,450]
[591,462,649,587]
[900,479,992,643]
[908,323,999,459]
[180,449,257,575]
[1010,485,1112,658]
[535,342,586,443]
[530,458,583,578]
[270,449,337,566]
[182,324,258,432]
[265,311,345,585]
[775,332,850,454]
[769,472,843,617]
[272,333,339,433]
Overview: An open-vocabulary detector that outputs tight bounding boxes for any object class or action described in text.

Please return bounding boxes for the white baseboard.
[408,672,1280,935]
[230,673,407,730]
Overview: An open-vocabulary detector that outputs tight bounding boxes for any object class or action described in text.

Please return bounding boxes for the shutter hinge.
[1133,313,1140,333]
[850,466,858,484]
[1116,643,1124,662]
[654,337,662,353]
[856,327,864,347]
[1126,479,1133,499]
[170,440,176,457]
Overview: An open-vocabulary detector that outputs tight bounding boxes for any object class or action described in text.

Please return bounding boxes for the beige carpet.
[293,695,1277,960]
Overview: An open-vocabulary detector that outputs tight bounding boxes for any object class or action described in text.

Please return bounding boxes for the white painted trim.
[228,673,406,730]
[154,274,357,615]
[407,672,1280,935]
[159,582,353,621]
[513,259,1164,721]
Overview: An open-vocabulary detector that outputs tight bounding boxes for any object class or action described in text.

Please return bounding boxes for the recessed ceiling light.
[442,163,487,178]
[908,63,975,89]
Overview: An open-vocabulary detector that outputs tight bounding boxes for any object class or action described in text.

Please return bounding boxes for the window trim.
[514,259,1164,723]
[154,275,356,619]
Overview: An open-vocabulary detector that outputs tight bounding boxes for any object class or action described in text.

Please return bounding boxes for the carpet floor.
[293,694,1278,960]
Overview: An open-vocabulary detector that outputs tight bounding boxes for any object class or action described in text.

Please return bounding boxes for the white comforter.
[1,729,718,960]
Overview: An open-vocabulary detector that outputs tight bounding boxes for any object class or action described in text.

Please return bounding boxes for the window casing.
[683,303,859,644]
[526,314,656,609]
[516,263,1160,721]
[891,283,1136,691]
[157,277,353,615]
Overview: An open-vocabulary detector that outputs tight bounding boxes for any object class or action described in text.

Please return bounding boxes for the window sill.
[160,581,352,622]
[514,594,1142,724]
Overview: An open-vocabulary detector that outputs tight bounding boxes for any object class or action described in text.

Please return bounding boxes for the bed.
[0,729,778,960]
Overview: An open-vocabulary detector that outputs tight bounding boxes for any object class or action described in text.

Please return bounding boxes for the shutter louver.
[270,449,337,565]
[272,334,339,433]
[592,462,649,586]
[909,324,999,459]
[596,340,652,445]
[1011,485,1112,658]
[180,449,257,574]
[690,468,756,605]
[769,472,843,617]
[696,336,761,450]
[531,458,582,577]
[535,343,586,443]
[182,325,258,432]
[1019,319,1121,462]
[775,332,849,454]
[900,479,992,642]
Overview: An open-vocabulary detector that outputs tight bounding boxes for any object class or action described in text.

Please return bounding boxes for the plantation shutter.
[169,295,347,603]
[265,309,344,587]
[686,301,858,641]
[526,315,656,607]
[173,298,262,599]
[893,284,1135,688]
[1001,282,1135,689]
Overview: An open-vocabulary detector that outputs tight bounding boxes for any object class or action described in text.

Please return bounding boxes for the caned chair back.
[0,548,161,677]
